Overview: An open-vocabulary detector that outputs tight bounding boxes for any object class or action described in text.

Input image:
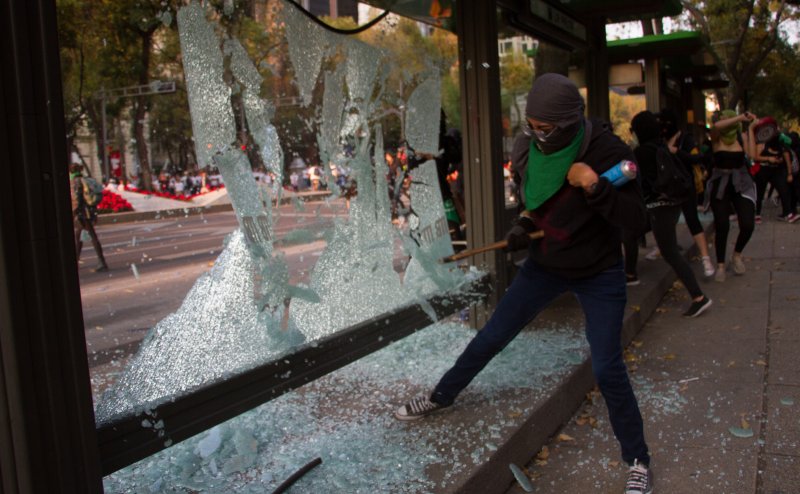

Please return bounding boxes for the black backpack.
[649,142,693,203]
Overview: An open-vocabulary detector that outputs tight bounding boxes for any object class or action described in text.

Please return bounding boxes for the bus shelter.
[2,1,689,492]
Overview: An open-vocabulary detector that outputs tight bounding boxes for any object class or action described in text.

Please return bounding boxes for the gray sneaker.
[394,396,448,421]
[731,254,746,275]
[715,265,726,282]
[625,459,654,494]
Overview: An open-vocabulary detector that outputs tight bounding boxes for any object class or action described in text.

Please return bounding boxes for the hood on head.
[631,111,661,144]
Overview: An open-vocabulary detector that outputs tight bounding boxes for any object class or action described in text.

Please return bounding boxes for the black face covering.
[533,119,583,154]
[525,73,586,155]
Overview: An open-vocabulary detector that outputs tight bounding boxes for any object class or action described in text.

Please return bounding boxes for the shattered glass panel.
[94,0,472,428]
[283,1,334,106]
[95,231,304,423]
[176,3,235,167]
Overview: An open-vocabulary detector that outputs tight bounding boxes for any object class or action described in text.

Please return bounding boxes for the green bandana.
[524,126,584,210]
[70,171,82,180]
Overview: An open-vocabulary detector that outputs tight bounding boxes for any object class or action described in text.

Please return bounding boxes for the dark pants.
[431,258,650,465]
[755,166,793,217]
[650,205,703,299]
[74,213,107,268]
[680,195,704,236]
[710,180,755,262]
[622,228,640,276]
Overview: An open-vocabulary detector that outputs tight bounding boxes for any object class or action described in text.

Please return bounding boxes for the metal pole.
[101,89,108,182]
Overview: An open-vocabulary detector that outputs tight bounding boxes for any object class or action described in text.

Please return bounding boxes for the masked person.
[631,110,712,317]
[395,74,653,494]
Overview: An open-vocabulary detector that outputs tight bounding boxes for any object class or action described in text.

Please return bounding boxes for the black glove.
[504,215,536,252]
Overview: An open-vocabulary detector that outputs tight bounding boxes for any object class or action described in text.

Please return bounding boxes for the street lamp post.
[95,80,177,181]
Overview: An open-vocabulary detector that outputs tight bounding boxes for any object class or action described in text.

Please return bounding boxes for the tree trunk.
[134,29,155,191]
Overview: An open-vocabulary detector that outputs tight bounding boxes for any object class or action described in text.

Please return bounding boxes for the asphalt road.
[79,199,352,370]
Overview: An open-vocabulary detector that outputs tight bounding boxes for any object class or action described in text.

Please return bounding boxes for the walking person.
[69,163,108,272]
[658,109,715,278]
[394,74,654,494]
[630,111,712,317]
[750,116,798,223]
[706,110,757,281]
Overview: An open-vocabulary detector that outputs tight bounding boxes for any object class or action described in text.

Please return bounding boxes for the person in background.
[750,116,798,223]
[405,110,465,241]
[69,163,108,272]
[658,109,715,278]
[706,110,757,281]
[787,131,800,214]
[395,74,654,494]
[630,111,712,317]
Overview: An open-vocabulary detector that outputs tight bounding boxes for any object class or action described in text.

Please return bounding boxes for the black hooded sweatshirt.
[511,118,647,279]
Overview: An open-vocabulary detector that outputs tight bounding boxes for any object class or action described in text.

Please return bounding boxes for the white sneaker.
[644,247,660,261]
[702,256,715,278]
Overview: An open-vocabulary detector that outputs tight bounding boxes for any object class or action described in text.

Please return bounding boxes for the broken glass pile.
[103,321,591,493]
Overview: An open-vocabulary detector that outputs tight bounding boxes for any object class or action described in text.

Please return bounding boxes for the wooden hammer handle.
[440,230,544,263]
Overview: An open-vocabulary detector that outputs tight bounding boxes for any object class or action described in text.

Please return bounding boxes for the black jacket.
[511,118,647,279]
[635,140,668,206]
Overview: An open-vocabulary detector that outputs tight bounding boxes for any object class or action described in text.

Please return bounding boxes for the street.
[79,199,353,375]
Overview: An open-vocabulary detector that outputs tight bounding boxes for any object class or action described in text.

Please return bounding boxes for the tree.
[58,0,179,189]
[609,91,646,142]
[113,0,166,190]
[679,0,800,110]
[358,15,460,147]
[57,0,94,164]
[499,52,534,137]
[745,37,800,126]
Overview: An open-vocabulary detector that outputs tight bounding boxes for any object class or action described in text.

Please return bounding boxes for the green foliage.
[679,0,800,112]
[747,41,800,126]
[57,1,462,176]
[499,52,534,136]
[609,91,646,143]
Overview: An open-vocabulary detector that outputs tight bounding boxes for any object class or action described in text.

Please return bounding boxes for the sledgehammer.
[440,159,638,264]
[440,230,544,263]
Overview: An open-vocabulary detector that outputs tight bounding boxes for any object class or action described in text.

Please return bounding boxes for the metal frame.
[456,0,507,326]
[97,276,492,475]
[1,1,103,491]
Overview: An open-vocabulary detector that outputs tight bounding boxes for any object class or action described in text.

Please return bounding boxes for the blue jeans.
[431,258,650,465]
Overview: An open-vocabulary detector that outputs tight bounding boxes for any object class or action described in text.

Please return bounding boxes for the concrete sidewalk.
[506,218,800,493]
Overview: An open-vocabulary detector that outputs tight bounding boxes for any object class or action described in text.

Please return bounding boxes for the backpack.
[790,148,800,174]
[649,143,693,203]
[81,176,104,207]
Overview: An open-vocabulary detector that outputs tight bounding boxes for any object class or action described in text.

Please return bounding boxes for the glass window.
[59,0,468,427]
